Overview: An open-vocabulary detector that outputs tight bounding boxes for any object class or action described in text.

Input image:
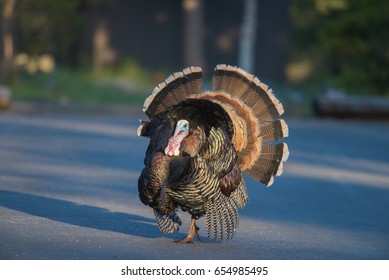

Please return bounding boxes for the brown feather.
[143,66,202,119]
[258,119,289,142]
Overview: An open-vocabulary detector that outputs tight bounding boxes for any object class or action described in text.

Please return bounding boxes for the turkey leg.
[176,216,200,243]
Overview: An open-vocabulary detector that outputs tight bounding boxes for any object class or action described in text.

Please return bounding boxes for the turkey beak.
[173,122,187,137]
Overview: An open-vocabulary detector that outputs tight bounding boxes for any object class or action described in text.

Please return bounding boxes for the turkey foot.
[176,217,200,243]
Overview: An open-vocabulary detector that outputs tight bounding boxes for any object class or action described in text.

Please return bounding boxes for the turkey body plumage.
[137,65,289,242]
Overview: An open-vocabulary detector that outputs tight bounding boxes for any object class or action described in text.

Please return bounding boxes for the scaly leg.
[176,216,200,243]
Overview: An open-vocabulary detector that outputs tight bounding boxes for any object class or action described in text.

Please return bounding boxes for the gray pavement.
[0,113,388,259]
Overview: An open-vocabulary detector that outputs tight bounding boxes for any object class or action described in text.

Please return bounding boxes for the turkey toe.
[176,218,201,243]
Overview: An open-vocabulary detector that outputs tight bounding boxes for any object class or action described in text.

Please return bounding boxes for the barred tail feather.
[229,177,248,208]
[213,65,253,98]
[245,143,289,186]
[143,66,202,119]
[154,210,181,234]
[258,119,289,143]
[212,64,284,121]
[204,193,239,241]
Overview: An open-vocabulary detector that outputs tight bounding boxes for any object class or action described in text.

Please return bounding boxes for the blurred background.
[0,0,388,117]
[1,0,389,260]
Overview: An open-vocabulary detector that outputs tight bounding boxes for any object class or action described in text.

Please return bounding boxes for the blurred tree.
[12,0,106,68]
[183,0,205,70]
[1,0,17,81]
[290,0,389,95]
[93,19,116,72]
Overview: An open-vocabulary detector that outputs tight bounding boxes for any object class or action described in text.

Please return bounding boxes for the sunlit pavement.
[1,114,388,259]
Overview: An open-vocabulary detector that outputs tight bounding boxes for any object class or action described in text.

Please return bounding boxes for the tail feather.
[245,143,289,186]
[260,143,290,162]
[137,120,152,137]
[183,67,202,96]
[205,192,239,241]
[213,64,253,98]
[259,119,289,142]
[251,94,284,122]
[244,160,280,186]
[229,177,248,208]
[212,64,227,93]
[154,210,181,234]
[213,65,284,122]
[143,66,202,119]
[207,65,288,185]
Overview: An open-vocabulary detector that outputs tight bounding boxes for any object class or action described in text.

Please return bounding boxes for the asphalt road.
[0,113,388,259]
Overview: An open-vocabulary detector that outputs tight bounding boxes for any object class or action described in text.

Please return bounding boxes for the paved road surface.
[0,113,388,259]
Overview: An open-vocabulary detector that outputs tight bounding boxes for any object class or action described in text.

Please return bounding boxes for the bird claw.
[175,237,194,244]
[175,219,201,243]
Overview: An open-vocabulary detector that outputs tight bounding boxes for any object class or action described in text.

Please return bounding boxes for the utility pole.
[239,0,257,73]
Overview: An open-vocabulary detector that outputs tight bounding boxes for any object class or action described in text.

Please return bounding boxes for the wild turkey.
[137,65,289,243]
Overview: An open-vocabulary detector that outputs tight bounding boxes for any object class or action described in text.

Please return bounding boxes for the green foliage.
[8,1,160,105]
[13,0,107,66]
[291,0,389,95]
[9,68,149,105]
[96,58,162,87]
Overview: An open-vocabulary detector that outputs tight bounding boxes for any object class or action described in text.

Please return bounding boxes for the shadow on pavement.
[0,190,161,239]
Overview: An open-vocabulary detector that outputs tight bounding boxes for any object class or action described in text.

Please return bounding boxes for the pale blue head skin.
[165,119,189,156]
[174,119,189,136]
